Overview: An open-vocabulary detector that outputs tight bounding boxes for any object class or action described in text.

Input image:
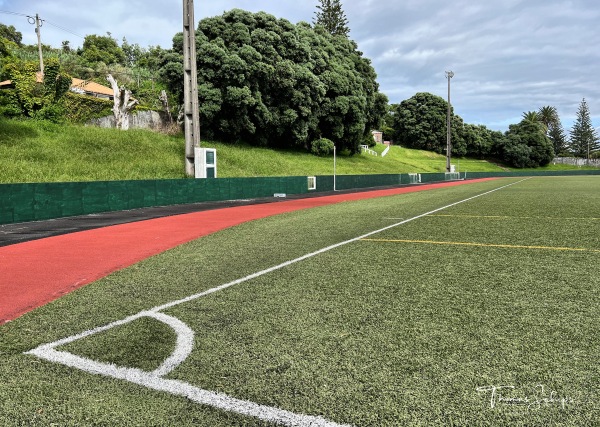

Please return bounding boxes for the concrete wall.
[88,111,173,131]
[553,157,600,168]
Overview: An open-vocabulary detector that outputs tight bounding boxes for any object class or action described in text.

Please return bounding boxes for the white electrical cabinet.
[194,147,217,178]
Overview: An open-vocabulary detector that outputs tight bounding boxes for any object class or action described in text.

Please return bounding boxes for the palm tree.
[520,111,548,140]
[522,111,541,126]
[538,106,559,134]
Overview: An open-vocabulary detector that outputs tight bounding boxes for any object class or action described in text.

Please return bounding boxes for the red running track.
[0,179,496,323]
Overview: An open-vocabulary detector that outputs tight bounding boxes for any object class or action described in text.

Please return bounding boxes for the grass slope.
[1,177,599,426]
[1,118,511,183]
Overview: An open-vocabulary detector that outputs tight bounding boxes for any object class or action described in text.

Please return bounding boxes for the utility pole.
[28,14,44,75]
[445,71,454,172]
[182,0,200,176]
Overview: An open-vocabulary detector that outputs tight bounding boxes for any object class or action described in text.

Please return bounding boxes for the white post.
[333,145,337,191]
[445,71,454,172]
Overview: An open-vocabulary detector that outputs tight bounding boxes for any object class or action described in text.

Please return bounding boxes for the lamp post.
[333,145,337,191]
[445,71,454,172]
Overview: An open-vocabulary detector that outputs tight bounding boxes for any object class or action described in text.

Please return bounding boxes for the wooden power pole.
[182,0,200,176]
[27,14,44,75]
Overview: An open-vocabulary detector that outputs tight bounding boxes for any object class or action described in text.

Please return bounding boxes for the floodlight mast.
[183,0,200,176]
[445,71,454,172]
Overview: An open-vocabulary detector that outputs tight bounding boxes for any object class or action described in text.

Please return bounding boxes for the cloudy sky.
[1,0,599,131]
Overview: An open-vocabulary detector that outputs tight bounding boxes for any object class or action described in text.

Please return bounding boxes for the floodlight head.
[446,71,454,78]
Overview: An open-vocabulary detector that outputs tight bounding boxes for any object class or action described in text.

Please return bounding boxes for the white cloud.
[1,0,600,131]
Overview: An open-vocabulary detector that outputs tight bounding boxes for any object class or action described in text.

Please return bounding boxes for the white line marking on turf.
[25,178,528,427]
[147,312,195,377]
[27,346,350,427]
[152,178,529,313]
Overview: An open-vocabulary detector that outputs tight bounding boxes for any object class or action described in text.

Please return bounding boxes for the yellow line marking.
[429,214,600,220]
[360,238,600,253]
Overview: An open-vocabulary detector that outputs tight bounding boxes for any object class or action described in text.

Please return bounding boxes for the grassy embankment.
[0,118,592,183]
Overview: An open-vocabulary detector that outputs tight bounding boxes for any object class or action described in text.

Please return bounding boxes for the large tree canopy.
[501,114,554,167]
[389,92,560,168]
[164,9,386,153]
[390,92,464,154]
[80,34,125,66]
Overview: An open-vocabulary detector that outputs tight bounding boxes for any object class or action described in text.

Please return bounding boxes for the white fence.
[360,145,378,156]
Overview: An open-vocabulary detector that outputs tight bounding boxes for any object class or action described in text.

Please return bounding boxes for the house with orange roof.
[69,78,114,99]
[0,73,115,100]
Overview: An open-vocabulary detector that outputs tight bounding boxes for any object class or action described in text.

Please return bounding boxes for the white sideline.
[26,178,528,427]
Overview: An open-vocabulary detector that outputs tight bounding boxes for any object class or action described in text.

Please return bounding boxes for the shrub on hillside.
[311,137,335,156]
[63,92,113,123]
[34,103,66,123]
[0,89,21,117]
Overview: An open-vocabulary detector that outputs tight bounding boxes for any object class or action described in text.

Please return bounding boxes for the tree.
[380,104,396,142]
[121,37,147,68]
[502,115,554,167]
[2,57,71,120]
[0,23,22,46]
[536,105,567,156]
[61,41,71,53]
[163,9,385,153]
[548,120,568,156]
[391,92,464,155]
[521,110,540,126]
[0,36,17,62]
[569,98,599,159]
[537,105,558,134]
[107,74,138,130]
[463,124,495,159]
[81,34,125,65]
[313,0,350,37]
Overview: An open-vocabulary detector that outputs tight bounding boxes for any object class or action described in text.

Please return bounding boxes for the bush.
[310,137,335,156]
[63,92,113,123]
[34,103,65,123]
[0,89,22,117]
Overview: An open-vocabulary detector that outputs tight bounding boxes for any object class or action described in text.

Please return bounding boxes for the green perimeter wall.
[1,170,599,225]
[0,177,307,225]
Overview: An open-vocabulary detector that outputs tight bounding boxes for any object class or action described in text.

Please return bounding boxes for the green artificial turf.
[1,177,599,426]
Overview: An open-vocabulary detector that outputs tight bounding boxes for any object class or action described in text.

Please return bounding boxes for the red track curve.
[0,179,496,323]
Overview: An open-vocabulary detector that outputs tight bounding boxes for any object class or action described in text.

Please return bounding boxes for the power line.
[0,10,29,17]
[44,20,85,39]
[1,10,85,40]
